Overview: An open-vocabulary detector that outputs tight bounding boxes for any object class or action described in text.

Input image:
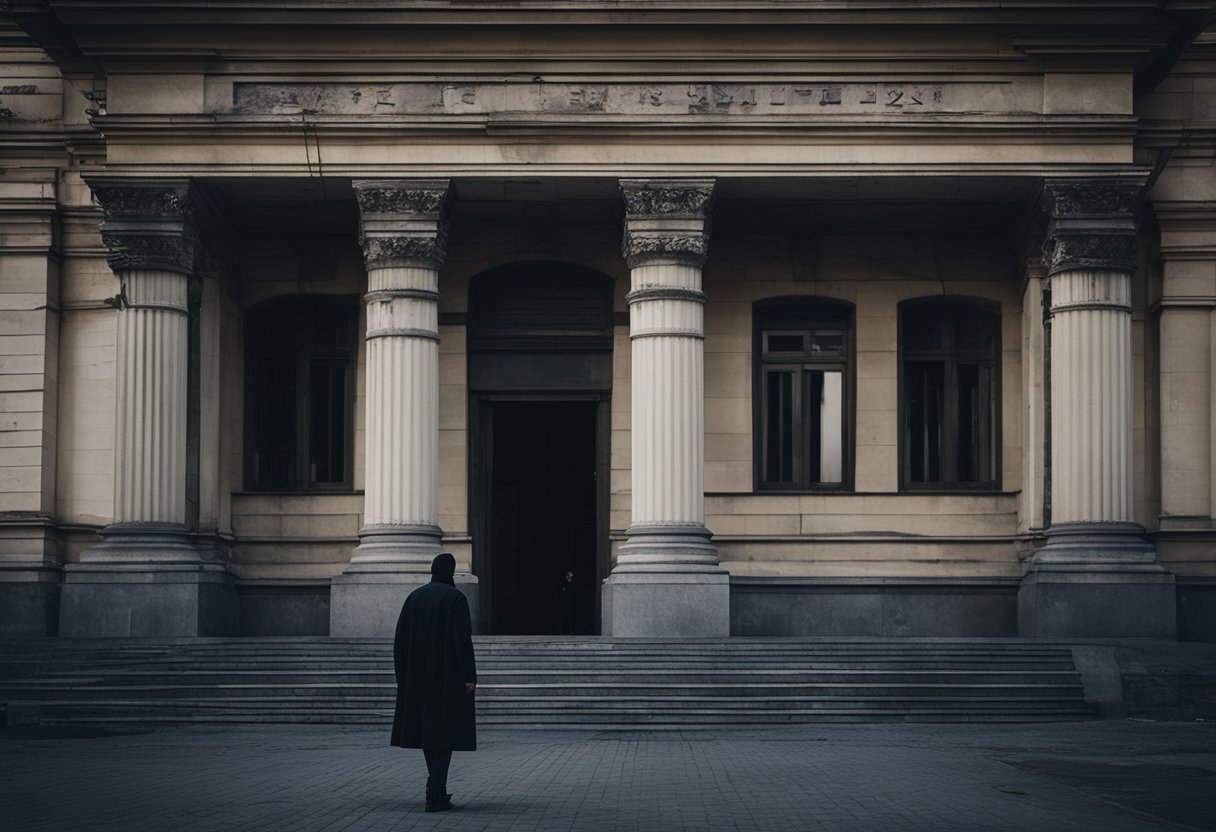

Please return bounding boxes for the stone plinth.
[330,572,479,638]
[60,561,236,638]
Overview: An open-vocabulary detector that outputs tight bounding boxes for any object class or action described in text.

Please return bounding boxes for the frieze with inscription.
[228,81,982,118]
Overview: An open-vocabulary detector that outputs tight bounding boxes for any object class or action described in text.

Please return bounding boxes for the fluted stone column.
[602,179,729,637]
[61,179,235,637]
[1019,178,1175,637]
[330,179,476,637]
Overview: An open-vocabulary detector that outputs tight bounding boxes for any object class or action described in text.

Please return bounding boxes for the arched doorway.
[468,262,614,635]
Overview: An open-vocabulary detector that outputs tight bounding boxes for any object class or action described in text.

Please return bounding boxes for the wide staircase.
[0,638,1096,727]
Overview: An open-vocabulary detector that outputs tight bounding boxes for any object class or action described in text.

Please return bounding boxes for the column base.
[602,571,730,638]
[330,571,480,637]
[349,523,445,568]
[79,522,226,564]
[59,562,237,637]
[614,524,722,572]
[1019,522,1176,638]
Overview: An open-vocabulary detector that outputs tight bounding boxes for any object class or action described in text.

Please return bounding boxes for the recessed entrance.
[467,261,614,635]
[484,400,599,634]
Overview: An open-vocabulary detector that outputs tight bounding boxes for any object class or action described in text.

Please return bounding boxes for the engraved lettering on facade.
[639,87,664,107]
[442,85,478,109]
[230,80,950,118]
[688,84,735,112]
[568,86,608,110]
[687,85,708,113]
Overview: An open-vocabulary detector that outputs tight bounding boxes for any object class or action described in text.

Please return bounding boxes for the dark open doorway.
[466,261,615,635]
[484,400,599,635]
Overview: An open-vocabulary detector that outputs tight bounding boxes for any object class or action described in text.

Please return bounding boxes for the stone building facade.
[2,1,1214,640]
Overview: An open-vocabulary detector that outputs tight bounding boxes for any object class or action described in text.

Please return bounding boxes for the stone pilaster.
[61,179,235,637]
[0,181,62,637]
[602,179,729,637]
[330,179,476,636]
[1153,199,1216,640]
[1018,177,1175,638]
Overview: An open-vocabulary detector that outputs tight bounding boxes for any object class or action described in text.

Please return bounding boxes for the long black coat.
[390,580,477,751]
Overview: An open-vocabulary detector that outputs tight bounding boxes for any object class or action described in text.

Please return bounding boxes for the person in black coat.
[391,553,477,813]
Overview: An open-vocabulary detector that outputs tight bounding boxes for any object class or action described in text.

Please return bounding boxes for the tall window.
[900,298,999,490]
[755,298,852,491]
[244,297,357,491]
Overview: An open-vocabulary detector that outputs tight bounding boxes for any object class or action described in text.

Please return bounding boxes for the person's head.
[431,552,456,585]
[564,570,574,581]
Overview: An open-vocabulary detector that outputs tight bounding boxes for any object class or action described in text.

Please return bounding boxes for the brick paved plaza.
[3,721,1215,831]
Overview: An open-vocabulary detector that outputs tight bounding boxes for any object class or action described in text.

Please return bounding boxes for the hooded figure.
[391,553,477,811]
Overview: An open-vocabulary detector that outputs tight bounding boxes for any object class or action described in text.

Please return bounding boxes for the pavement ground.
[2,720,1215,831]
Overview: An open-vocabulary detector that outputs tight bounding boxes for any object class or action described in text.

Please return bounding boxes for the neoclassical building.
[1,1,1214,641]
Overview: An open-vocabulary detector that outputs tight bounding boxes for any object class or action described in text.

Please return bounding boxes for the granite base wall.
[1178,579,1216,642]
[0,581,60,638]
[729,578,1019,637]
[238,583,331,637]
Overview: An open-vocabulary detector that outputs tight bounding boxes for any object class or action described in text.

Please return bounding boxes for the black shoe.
[425,797,453,813]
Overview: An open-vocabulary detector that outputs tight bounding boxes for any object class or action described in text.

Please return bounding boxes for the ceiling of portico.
[210,174,1034,235]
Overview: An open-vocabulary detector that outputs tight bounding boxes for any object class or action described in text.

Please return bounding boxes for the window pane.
[903,308,944,351]
[309,363,346,483]
[765,333,805,354]
[245,297,356,491]
[311,308,342,350]
[955,363,992,483]
[906,361,944,483]
[810,332,845,356]
[956,311,996,353]
[251,358,296,487]
[765,370,796,483]
[819,371,844,484]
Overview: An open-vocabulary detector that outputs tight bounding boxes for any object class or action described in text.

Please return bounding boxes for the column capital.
[353,178,452,271]
[87,178,200,277]
[620,178,716,269]
[1041,177,1146,277]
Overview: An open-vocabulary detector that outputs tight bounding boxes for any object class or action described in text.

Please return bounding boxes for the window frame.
[753,297,855,493]
[898,296,1001,492]
[243,295,358,493]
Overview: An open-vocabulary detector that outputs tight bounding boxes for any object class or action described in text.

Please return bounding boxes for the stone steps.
[0,637,1096,727]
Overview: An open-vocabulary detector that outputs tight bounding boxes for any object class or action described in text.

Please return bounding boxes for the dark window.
[755,298,852,491]
[900,299,999,490]
[245,297,356,491]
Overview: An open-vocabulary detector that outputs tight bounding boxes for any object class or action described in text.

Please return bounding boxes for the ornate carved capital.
[1042,178,1145,276]
[353,179,452,270]
[89,179,199,276]
[620,179,716,269]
